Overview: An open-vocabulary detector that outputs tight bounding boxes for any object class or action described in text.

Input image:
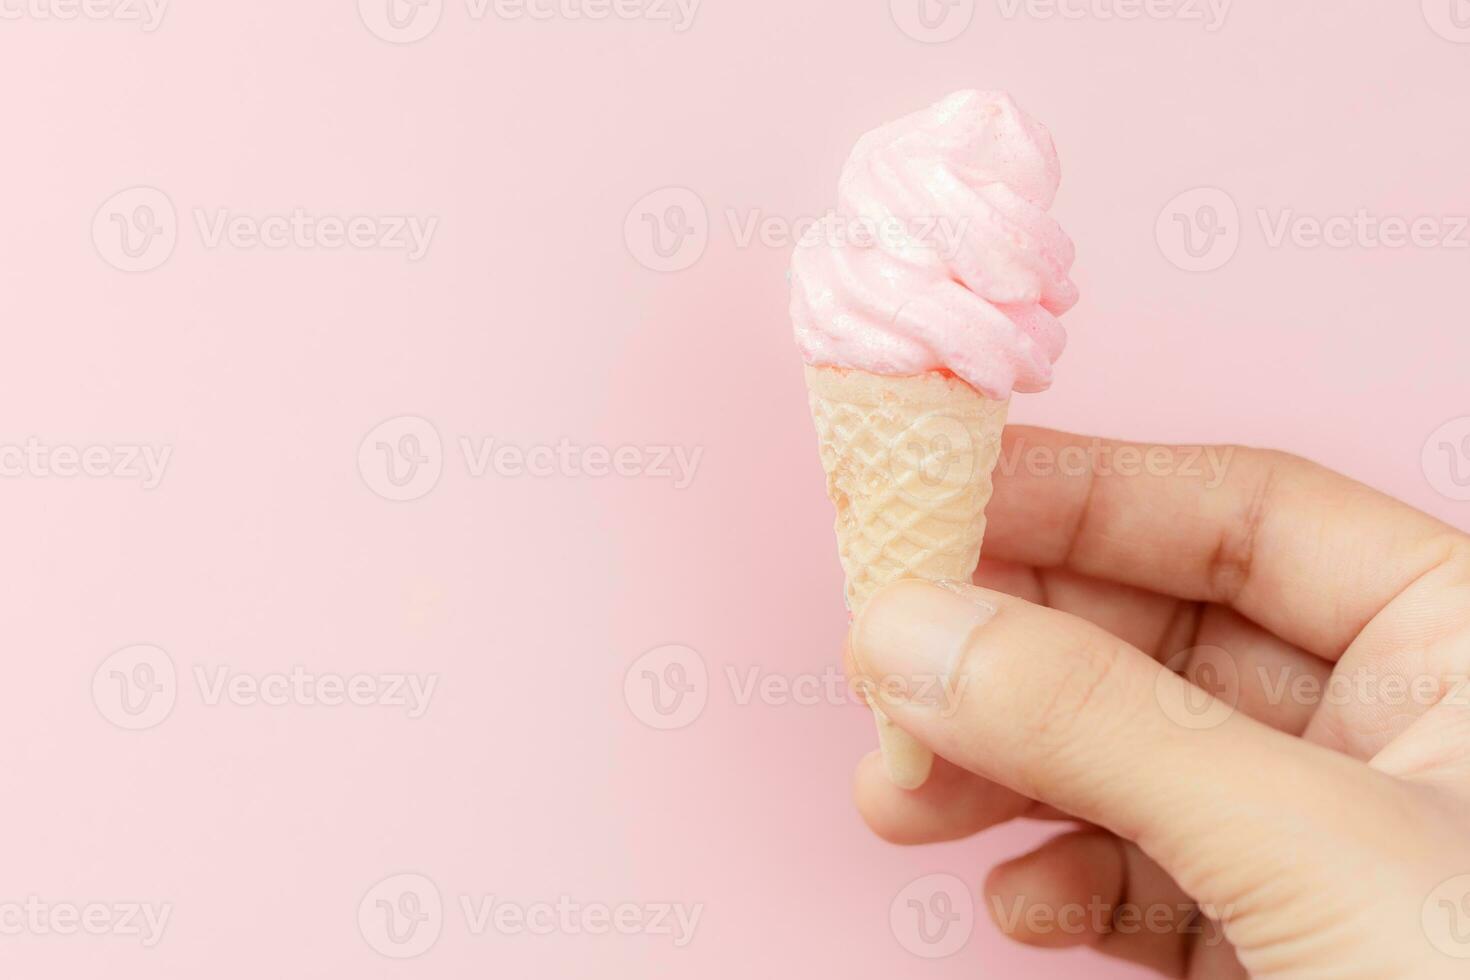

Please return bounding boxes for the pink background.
[3,1,1468,976]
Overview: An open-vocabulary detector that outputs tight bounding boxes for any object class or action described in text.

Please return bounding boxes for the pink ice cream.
[790,90,1079,401]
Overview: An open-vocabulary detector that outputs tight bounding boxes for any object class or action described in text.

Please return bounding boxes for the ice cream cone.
[805,364,1009,789]
[791,92,1077,789]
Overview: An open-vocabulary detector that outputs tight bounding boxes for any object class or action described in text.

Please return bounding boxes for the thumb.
[850,579,1392,895]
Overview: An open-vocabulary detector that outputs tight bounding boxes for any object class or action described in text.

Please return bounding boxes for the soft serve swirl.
[790,90,1079,401]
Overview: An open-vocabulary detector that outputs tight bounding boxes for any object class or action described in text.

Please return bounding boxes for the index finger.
[980,426,1467,660]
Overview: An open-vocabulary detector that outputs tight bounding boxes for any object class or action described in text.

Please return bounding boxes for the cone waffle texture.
[805,365,1009,615]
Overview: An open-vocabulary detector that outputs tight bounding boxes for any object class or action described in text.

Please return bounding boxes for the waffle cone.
[805,365,1009,787]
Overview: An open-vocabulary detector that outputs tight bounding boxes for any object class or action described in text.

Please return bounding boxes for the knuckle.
[1019,633,1129,754]
[1439,535,1470,582]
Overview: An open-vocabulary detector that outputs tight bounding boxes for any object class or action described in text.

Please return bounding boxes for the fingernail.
[852,579,997,696]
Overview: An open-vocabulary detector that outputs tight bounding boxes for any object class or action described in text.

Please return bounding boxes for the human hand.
[847,427,1470,978]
